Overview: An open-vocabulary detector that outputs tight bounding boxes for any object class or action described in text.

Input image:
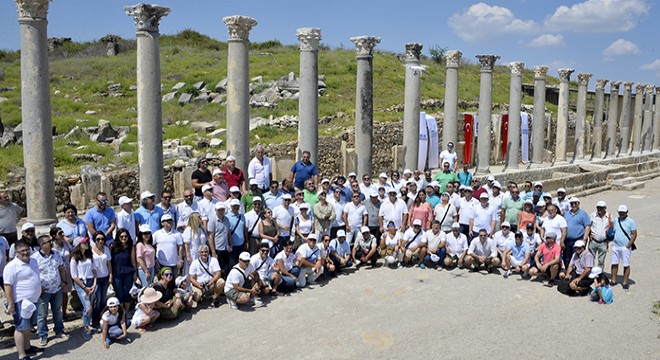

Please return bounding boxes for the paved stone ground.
[1,178,659,359]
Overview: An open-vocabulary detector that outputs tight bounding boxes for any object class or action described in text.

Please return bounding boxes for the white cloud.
[602,39,641,61]
[448,2,537,43]
[640,59,660,71]
[527,34,565,47]
[545,0,649,32]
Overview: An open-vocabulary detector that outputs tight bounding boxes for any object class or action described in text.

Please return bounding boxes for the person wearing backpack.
[610,205,637,290]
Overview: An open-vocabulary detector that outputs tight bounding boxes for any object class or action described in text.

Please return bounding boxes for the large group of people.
[0,143,638,358]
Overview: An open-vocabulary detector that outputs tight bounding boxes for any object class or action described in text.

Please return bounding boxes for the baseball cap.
[492,181,501,189]
[212,169,224,176]
[388,188,397,194]
[300,202,310,209]
[252,197,262,204]
[403,169,413,175]
[589,266,603,279]
[431,181,440,188]
[239,252,251,261]
[532,190,542,197]
[542,193,552,199]
[618,205,628,212]
[348,172,357,177]
[451,222,460,229]
[140,191,155,200]
[524,199,533,205]
[139,224,152,233]
[487,175,495,181]
[175,275,188,287]
[501,221,511,228]
[307,233,317,241]
[369,190,379,197]
[249,178,258,186]
[596,201,607,208]
[337,230,346,238]
[118,196,133,206]
[106,297,120,307]
[229,186,240,193]
[226,155,236,161]
[536,200,546,207]
[412,219,422,226]
[282,194,292,200]
[526,223,535,230]
[214,202,227,210]
[21,223,35,231]
[557,188,566,193]
[479,193,490,199]
[229,198,241,206]
[202,184,213,193]
[464,186,473,192]
[514,231,523,238]
[360,226,371,233]
[569,197,580,203]
[161,214,173,222]
[379,172,388,179]
[545,232,557,240]
[321,178,330,184]
[573,240,586,248]
[534,181,543,187]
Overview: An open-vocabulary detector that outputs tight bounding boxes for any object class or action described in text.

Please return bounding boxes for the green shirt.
[502,196,524,224]
[433,172,458,192]
[303,189,319,209]
[241,191,263,213]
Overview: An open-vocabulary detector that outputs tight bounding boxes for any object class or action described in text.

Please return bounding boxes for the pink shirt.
[136,242,156,269]
[409,203,433,229]
[211,180,229,202]
[538,242,560,265]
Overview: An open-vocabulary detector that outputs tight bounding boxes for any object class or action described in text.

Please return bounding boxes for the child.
[175,275,198,308]
[101,297,128,348]
[589,266,614,304]
[131,287,162,331]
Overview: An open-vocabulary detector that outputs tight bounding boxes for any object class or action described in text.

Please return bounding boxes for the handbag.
[605,214,614,242]
[618,218,637,251]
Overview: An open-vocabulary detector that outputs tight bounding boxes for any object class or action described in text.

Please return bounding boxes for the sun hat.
[140,287,163,304]
[73,236,89,247]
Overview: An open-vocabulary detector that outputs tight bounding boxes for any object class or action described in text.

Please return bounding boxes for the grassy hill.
[0,29,562,181]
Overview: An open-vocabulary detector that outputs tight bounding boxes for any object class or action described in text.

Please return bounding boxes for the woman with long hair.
[408,191,433,230]
[518,200,536,232]
[136,224,156,287]
[51,227,74,321]
[182,211,207,262]
[259,208,279,257]
[294,203,314,251]
[70,237,97,340]
[110,228,137,313]
[91,231,112,328]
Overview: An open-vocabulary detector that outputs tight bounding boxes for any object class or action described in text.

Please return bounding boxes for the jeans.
[563,238,578,270]
[589,240,608,268]
[74,279,94,328]
[137,267,155,288]
[37,289,63,340]
[216,250,231,279]
[230,243,245,267]
[424,247,447,267]
[112,272,134,304]
[93,276,110,326]
[330,254,353,270]
[279,266,301,292]
[107,323,124,340]
[459,224,471,243]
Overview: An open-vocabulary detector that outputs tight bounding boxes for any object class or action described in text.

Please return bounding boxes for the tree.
[429,45,447,65]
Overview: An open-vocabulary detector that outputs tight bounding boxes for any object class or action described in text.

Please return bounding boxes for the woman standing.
[136,224,156,287]
[182,211,206,263]
[408,191,434,230]
[57,204,87,242]
[518,200,536,232]
[91,231,112,328]
[51,227,74,321]
[70,237,97,340]
[111,229,137,313]
[259,208,279,258]
[294,203,314,251]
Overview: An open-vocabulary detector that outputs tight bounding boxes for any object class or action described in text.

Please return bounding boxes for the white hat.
[501,221,511,228]
[252,197,262,204]
[569,197,580,203]
[465,186,473,192]
[214,202,227,210]
[202,184,213,193]
[557,188,566,193]
[175,275,188,287]
[618,204,628,212]
[72,236,88,247]
[589,266,603,279]
[458,185,466,191]
[536,200,546,207]
[140,191,155,200]
[479,193,490,199]
[431,181,440,188]
[299,202,310,209]
[212,169,224,176]
[229,186,240,193]
[430,254,440,263]
[369,190,379,197]
[282,194,292,200]
[161,214,173,222]
[229,198,241,206]
[20,300,36,320]
[21,223,35,231]
[226,155,236,161]
[107,297,120,307]
[492,181,501,189]
[596,201,607,208]
[542,193,552,199]
[487,175,495,181]
[379,172,388,179]
[387,188,398,194]
[139,224,151,233]
[524,199,534,205]
[412,219,422,226]
[348,172,357,177]
[360,226,371,233]
[534,181,543,187]
[307,233,317,241]
[321,178,330,184]
[451,222,460,229]
[337,230,346,238]
[249,178,258,186]
[403,169,413,175]
[239,251,251,261]
[118,196,133,206]
[573,240,586,248]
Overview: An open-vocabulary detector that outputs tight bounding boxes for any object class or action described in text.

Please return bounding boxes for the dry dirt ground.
[1,178,659,360]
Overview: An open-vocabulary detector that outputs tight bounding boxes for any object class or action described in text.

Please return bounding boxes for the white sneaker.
[503,270,511,278]
[227,299,238,310]
[253,298,264,307]
[397,262,403,269]
[355,260,362,267]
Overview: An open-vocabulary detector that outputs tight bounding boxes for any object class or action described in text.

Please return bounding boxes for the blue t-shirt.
[507,241,530,262]
[135,206,164,234]
[612,216,636,248]
[457,171,472,187]
[227,212,246,247]
[565,209,591,240]
[427,195,440,209]
[290,161,318,189]
[84,207,116,241]
[330,239,351,257]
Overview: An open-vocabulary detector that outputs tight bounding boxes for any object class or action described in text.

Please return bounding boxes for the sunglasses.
[95,237,105,241]
[98,199,108,203]
[163,196,172,200]
[260,249,269,253]
[184,195,194,198]
[163,273,173,277]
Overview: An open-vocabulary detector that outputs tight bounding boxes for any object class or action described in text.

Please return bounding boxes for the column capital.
[445,50,462,68]
[124,3,170,33]
[509,62,525,76]
[404,43,423,62]
[557,68,574,82]
[533,65,549,79]
[634,83,646,93]
[577,73,592,86]
[655,86,660,93]
[223,15,257,42]
[350,36,381,57]
[296,27,321,51]
[623,82,634,91]
[595,79,609,90]
[610,81,622,92]
[15,0,49,20]
[645,84,655,93]
[475,54,499,71]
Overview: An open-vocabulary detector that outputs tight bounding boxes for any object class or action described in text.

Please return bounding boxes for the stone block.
[68,183,86,213]
[80,165,102,207]
[209,128,227,137]
[209,138,223,148]
[193,94,211,104]
[215,78,227,92]
[271,157,296,180]
[162,92,177,102]
[611,177,635,186]
[100,175,114,205]
[173,166,195,198]
[172,82,186,91]
[178,93,192,105]
[192,81,205,90]
[191,122,215,133]
[391,145,404,171]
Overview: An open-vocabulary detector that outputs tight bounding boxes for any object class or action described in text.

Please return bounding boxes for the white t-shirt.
[224,265,249,293]
[272,205,295,237]
[470,204,498,233]
[274,250,296,271]
[189,257,221,284]
[3,257,41,303]
[434,203,457,231]
[182,227,207,260]
[343,202,367,229]
[101,310,120,327]
[296,243,321,265]
[0,236,9,275]
[328,198,346,227]
[153,228,183,267]
[92,245,112,278]
[458,197,479,225]
[402,228,427,249]
[445,232,468,255]
[425,229,446,251]
[197,198,217,221]
[70,258,94,281]
[379,199,409,228]
[439,150,458,170]
[116,209,137,241]
[541,215,568,239]
[382,232,402,247]
[249,254,274,279]
[245,210,261,238]
[492,230,515,252]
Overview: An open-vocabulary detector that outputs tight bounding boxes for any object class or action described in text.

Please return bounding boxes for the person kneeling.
[464,229,500,273]
[274,241,300,293]
[296,234,324,286]
[424,221,447,269]
[402,219,428,268]
[528,232,562,287]
[352,227,378,268]
[443,223,468,269]
[558,240,594,296]
[189,245,225,308]
[329,230,353,272]
[249,241,282,296]
[224,252,261,310]
[101,297,128,349]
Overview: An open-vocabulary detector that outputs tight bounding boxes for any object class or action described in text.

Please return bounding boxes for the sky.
[1,0,659,89]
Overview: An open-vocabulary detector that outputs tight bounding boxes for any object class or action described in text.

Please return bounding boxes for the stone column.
[474,55,499,173]
[555,68,574,163]
[15,0,56,225]
[296,27,321,163]
[223,15,257,172]
[592,79,608,158]
[606,81,621,155]
[507,61,524,169]
[402,43,423,171]
[575,73,591,160]
[631,83,645,153]
[531,66,548,164]
[642,84,654,151]
[619,82,633,154]
[654,86,660,150]
[351,36,380,177]
[443,50,462,150]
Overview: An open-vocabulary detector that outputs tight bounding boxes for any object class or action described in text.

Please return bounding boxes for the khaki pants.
[589,240,608,269]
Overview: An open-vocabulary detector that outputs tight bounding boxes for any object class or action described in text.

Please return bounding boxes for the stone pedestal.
[631,83,645,153]
[351,36,380,177]
[575,73,591,160]
[402,43,423,171]
[606,81,621,156]
[475,54,499,174]
[296,28,321,163]
[555,68,574,163]
[592,80,608,158]
[531,66,548,164]
[224,15,257,171]
[642,85,654,151]
[507,62,524,168]
[619,82,633,155]
[16,0,57,225]
[125,3,170,197]
[443,50,461,150]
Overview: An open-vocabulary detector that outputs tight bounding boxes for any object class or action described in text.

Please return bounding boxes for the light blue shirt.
[565,208,591,240]
[135,206,164,234]
[612,216,636,247]
[507,241,530,262]
[84,206,116,241]
[227,212,246,247]
[329,238,351,258]
[263,190,283,210]
[57,218,87,240]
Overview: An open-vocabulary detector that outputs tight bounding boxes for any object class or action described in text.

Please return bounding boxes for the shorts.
[611,246,631,267]
[509,255,524,267]
[224,288,244,301]
[12,300,34,332]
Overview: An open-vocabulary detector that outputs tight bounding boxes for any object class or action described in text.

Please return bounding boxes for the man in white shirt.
[402,219,427,268]
[359,174,377,196]
[176,189,200,230]
[540,204,568,251]
[378,188,409,234]
[424,221,447,268]
[469,193,498,239]
[465,228,500,273]
[247,145,272,192]
[32,235,68,346]
[457,186,478,240]
[434,193,458,232]
[296,234,323,287]
[244,198,263,255]
[553,188,570,216]
[328,187,346,238]
[444,223,468,268]
[249,242,281,294]
[439,142,458,171]
[197,185,217,224]
[589,201,610,268]
[272,194,295,254]
[224,252,261,309]
[116,196,139,241]
[343,193,367,246]
[189,245,225,308]
[492,221,515,259]
[152,214,184,277]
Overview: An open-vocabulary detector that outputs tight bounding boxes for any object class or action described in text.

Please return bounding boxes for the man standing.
[553,188,570,216]
[611,205,636,290]
[313,191,335,238]
[469,193,498,239]
[364,191,382,240]
[433,162,458,192]
[227,199,248,264]
[439,142,458,171]
[434,193,457,233]
[241,179,264,213]
[176,189,200,230]
[263,180,283,210]
[84,192,117,244]
[245,198,263,255]
[457,165,472,187]
[290,150,319,190]
[0,191,23,245]
[189,245,225,308]
[153,214,184,277]
[378,189,409,235]
[343,192,367,246]
[272,194,295,257]
[563,197,590,272]
[540,204,567,255]
[157,190,178,228]
[197,185,217,224]
[210,169,229,202]
[589,201,610,268]
[135,191,164,234]
[457,186,478,240]
[247,145,272,193]
[529,232,562,286]
[501,186,523,232]
[221,155,247,194]
[4,240,43,358]
[116,196,139,241]
[9,223,40,259]
[465,228,500,273]
[328,187,346,238]
[207,203,231,277]
[191,159,212,201]
[32,235,68,345]
[296,234,324,286]
[559,240,594,295]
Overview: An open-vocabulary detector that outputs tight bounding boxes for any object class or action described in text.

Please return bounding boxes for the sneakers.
[396,263,403,269]
[487,267,494,274]
[253,298,264,307]
[38,338,48,346]
[82,329,92,341]
[355,260,362,267]
[227,299,238,310]
[469,266,478,273]
[418,263,427,269]
[56,332,69,340]
[623,284,630,291]
[503,270,511,278]
[212,299,221,308]
[26,346,44,354]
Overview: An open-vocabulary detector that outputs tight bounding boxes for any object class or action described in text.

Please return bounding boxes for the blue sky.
[1,0,659,88]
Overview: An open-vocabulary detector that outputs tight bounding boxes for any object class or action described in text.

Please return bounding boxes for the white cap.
[252,197,262,204]
[596,201,607,208]
[403,169,413,175]
[387,188,398,194]
[537,200,546,207]
[431,181,440,188]
[161,214,173,222]
[569,197,580,203]
[524,199,534,205]
[459,185,466,191]
[229,186,240,193]
[487,175,495,181]
[573,240,586,248]
[379,172,388,179]
[239,252,251,261]
[369,190,379,197]
[501,221,511,228]
[348,172,357,177]
[492,181,501,189]
[360,226,371,233]
[118,196,132,206]
[479,193,490,199]
[465,186,473,192]
[107,297,120,307]
[202,185,213,193]
[542,193,552,199]
[229,199,241,206]
[140,191,155,200]
[534,181,543,187]
[589,266,603,279]
[430,254,440,262]
[214,202,227,210]
[412,219,422,226]
[557,187,566,193]
[139,224,151,233]
[212,168,224,176]
[175,275,188,287]
[249,178,258,186]
[299,202,310,209]
[451,222,460,229]
[321,178,330,184]
[282,194,292,200]
[307,233,317,240]
[226,155,236,161]
[20,301,36,320]
[337,230,346,238]
[21,223,35,231]
[618,204,628,212]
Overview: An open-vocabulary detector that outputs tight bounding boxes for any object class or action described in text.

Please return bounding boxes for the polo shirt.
[0,202,22,233]
[221,166,245,190]
[303,189,319,209]
[445,232,468,255]
[565,208,591,240]
[568,250,594,275]
[241,192,263,213]
[507,241,530,262]
[458,197,479,225]
[31,251,64,294]
[492,230,515,252]
[427,195,441,209]
[210,180,229,202]
[589,212,611,243]
[379,199,409,228]
[207,213,230,251]
[290,160,318,189]
[433,171,458,192]
[263,190,283,210]
[354,234,377,250]
[84,206,117,241]
[247,157,272,189]
[274,250,296,271]
[191,169,212,197]
[0,236,9,274]
[501,196,524,225]
[135,206,164,234]
[457,171,472,187]
[612,216,636,248]
[116,209,138,241]
[538,242,561,265]
[152,228,183,266]
[329,239,351,257]
[468,237,496,257]
[227,212,246,247]
[176,200,200,229]
[3,257,41,303]
[425,229,446,251]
